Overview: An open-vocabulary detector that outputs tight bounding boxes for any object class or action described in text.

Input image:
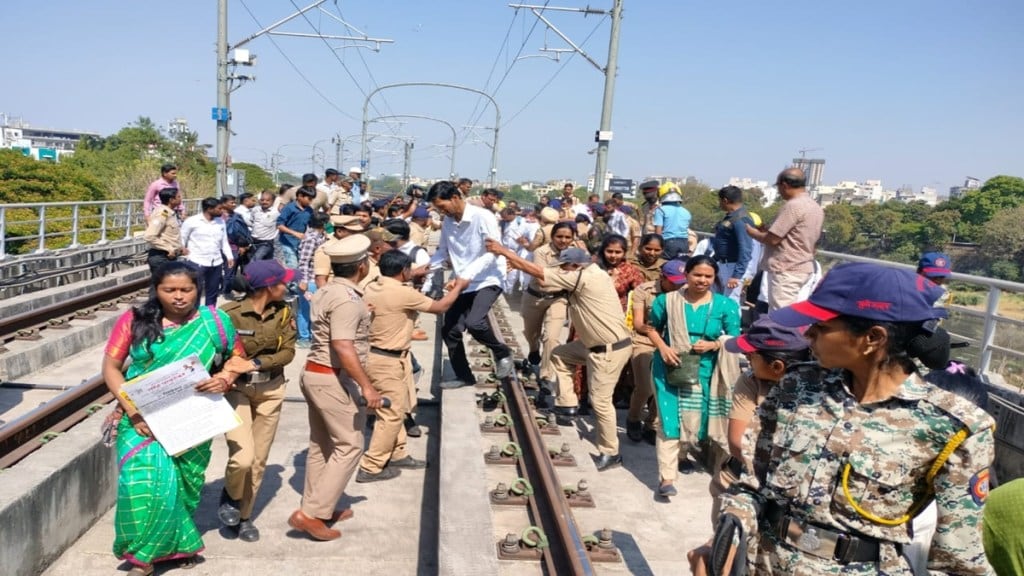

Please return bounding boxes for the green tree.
[958,175,1024,235]
[821,204,858,249]
[977,205,1024,268]
[233,162,274,193]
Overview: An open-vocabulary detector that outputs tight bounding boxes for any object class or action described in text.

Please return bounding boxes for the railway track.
[0,278,148,468]
[481,299,619,574]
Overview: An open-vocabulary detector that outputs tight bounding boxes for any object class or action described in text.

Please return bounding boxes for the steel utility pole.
[333,134,341,168]
[509,1,624,200]
[214,0,392,196]
[593,0,623,201]
[216,0,229,196]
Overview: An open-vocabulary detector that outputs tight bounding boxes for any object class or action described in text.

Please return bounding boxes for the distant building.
[727,177,770,191]
[949,176,982,199]
[792,157,826,188]
[0,114,99,162]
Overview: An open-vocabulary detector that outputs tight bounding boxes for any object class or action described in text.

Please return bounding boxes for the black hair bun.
[908,326,951,370]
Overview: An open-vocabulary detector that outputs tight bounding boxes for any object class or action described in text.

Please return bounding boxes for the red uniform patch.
[969,468,990,506]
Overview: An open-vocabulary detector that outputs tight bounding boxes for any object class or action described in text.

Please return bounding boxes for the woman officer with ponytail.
[695,262,994,576]
[215,259,298,543]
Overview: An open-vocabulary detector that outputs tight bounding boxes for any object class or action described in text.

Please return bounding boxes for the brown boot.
[321,508,355,525]
[288,509,341,541]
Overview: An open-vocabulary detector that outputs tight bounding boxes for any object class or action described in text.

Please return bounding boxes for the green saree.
[110,306,236,567]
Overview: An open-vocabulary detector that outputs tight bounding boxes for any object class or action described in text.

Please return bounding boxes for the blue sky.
[3,0,1022,192]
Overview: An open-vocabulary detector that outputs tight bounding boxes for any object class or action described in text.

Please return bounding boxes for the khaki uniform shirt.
[765,193,824,274]
[358,258,380,291]
[528,244,561,293]
[631,280,662,347]
[639,202,659,234]
[220,298,297,373]
[728,370,771,423]
[143,205,182,255]
[409,222,427,247]
[541,263,628,348]
[363,276,434,351]
[635,257,666,282]
[313,238,338,280]
[307,277,370,375]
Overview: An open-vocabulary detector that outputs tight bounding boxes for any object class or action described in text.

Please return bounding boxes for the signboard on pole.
[607,178,634,196]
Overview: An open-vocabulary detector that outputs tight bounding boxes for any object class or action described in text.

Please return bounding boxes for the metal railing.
[0,199,201,260]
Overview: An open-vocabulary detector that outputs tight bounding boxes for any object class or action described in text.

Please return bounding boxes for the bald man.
[745,168,824,310]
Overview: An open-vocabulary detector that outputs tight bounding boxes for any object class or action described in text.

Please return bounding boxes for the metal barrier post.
[35,205,47,254]
[98,204,109,245]
[0,206,6,260]
[980,286,1001,374]
[69,205,81,249]
[123,203,133,240]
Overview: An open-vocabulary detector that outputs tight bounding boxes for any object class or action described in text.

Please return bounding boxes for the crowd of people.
[105,163,1017,575]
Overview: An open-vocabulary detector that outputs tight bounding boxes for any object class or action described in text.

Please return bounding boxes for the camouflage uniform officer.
[709,263,994,575]
[288,234,383,542]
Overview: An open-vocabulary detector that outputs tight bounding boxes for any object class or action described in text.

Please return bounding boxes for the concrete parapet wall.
[0,311,123,382]
[438,386,499,576]
[0,413,115,576]
[0,240,147,298]
[0,265,148,322]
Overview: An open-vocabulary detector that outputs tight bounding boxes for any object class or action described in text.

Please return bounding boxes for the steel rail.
[0,277,148,343]
[490,309,594,575]
[0,374,111,469]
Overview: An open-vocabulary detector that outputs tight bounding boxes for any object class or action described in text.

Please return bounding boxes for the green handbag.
[664,300,713,388]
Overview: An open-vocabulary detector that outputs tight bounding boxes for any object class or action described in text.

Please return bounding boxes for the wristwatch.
[251,357,262,372]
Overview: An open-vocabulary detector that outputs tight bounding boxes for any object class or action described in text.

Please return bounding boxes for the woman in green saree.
[101,262,243,575]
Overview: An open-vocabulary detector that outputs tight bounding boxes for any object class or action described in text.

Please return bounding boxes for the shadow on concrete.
[251,463,286,521]
[415,402,441,576]
[605,528,656,576]
[288,449,307,495]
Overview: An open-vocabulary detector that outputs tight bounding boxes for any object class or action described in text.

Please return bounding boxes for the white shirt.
[517,220,540,258]
[399,241,434,294]
[429,203,506,292]
[235,204,254,228]
[573,203,592,219]
[180,214,232,267]
[608,209,629,238]
[250,206,280,241]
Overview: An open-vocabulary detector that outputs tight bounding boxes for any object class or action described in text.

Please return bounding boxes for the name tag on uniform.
[249,371,271,384]
[237,329,256,336]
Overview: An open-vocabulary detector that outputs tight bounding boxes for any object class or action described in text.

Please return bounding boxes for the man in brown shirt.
[746,168,824,310]
[143,187,185,279]
[357,250,469,481]
[288,234,383,542]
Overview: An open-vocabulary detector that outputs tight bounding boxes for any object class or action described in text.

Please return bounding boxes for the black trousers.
[147,250,172,298]
[197,264,223,307]
[662,237,690,261]
[441,286,510,383]
[251,240,275,261]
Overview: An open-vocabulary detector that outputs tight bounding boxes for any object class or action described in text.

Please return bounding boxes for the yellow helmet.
[748,211,763,227]
[658,181,682,203]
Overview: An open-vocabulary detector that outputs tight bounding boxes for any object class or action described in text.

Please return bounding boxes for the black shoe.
[236,519,260,542]
[527,351,541,366]
[642,428,657,446]
[551,405,578,426]
[217,489,241,527]
[390,455,428,469]
[356,466,402,483]
[679,460,697,475]
[594,453,623,472]
[657,484,678,498]
[404,415,422,438]
[626,420,643,442]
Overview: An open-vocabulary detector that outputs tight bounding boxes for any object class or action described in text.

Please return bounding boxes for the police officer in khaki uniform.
[486,242,632,472]
[357,250,470,481]
[288,234,384,542]
[313,215,365,288]
[358,227,397,290]
[217,260,297,542]
[520,222,574,390]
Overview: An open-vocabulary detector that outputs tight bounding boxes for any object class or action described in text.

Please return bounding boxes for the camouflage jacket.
[721,367,995,575]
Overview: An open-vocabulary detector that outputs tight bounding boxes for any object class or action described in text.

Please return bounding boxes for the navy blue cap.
[725,317,809,354]
[591,203,606,216]
[919,252,952,278]
[770,262,948,327]
[244,259,295,289]
[661,260,686,284]
[549,199,562,210]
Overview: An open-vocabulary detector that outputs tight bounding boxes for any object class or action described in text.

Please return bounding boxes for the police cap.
[364,227,396,243]
[330,214,366,232]
[323,234,370,263]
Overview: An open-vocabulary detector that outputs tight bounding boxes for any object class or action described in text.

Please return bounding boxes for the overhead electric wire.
[237,0,359,121]
[460,8,519,140]
[502,14,607,128]
[287,0,393,127]
[459,0,551,146]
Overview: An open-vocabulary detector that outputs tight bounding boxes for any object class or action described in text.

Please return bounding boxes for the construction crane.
[798,147,823,159]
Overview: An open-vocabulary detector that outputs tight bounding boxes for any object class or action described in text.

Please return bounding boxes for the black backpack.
[226,213,253,247]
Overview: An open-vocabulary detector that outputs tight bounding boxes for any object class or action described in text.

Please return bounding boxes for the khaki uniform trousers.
[520,292,568,381]
[299,369,366,519]
[361,353,412,474]
[655,414,701,483]
[628,342,657,426]
[766,270,811,311]
[224,375,286,519]
[551,340,632,456]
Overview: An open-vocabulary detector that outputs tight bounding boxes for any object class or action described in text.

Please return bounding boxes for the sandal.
[127,565,154,576]
[178,555,201,570]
